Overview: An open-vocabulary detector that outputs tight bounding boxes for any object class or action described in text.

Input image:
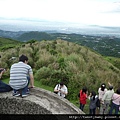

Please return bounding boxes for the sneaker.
[13,92,21,97]
[22,94,28,98]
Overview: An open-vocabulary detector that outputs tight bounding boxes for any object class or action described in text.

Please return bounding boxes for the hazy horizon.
[0,18,120,38]
[0,0,120,27]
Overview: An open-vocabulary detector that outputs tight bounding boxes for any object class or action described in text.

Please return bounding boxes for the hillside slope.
[0,37,23,51]
[0,39,119,101]
[0,37,21,45]
[17,32,120,58]
[0,30,120,57]
[17,31,55,41]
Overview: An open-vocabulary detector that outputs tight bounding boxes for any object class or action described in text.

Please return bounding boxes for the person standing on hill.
[109,88,120,114]
[79,87,88,111]
[0,68,12,92]
[88,91,99,115]
[101,82,114,114]
[98,83,107,114]
[54,82,68,98]
[9,54,34,97]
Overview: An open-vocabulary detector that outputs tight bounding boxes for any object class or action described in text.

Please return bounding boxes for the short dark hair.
[60,82,64,86]
[116,88,120,94]
[19,54,28,62]
[109,86,113,90]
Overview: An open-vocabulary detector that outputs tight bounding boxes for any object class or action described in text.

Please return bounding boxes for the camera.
[0,68,5,73]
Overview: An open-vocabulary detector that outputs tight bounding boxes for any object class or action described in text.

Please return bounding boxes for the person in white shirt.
[101,84,114,114]
[54,82,68,98]
[98,83,107,114]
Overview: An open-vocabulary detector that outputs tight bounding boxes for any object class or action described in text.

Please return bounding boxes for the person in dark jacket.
[88,91,99,115]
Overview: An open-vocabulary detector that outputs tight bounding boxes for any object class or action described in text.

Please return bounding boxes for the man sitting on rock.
[9,54,34,98]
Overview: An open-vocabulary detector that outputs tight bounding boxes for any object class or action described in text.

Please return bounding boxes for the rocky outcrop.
[0,87,84,114]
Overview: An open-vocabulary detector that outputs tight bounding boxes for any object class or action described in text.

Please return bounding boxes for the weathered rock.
[0,87,84,114]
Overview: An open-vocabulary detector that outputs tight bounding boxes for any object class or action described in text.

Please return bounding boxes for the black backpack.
[54,84,59,94]
[96,98,100,107]
[78,92,80,98]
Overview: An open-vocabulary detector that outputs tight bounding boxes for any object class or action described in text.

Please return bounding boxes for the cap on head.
[101,83,106,88]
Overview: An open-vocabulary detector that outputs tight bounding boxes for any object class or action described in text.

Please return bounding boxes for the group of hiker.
[0,54,119,115]
[53,78,120,115]
[78,83,120,115]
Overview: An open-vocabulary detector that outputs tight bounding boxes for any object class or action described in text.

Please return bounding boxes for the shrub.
[34,67,52,80]
[40,78,50,86]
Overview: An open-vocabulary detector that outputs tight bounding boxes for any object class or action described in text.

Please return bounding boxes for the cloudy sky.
[0,0,120,27]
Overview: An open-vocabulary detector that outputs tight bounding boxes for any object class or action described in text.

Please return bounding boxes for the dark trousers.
[109,102,119,114]
[0,80,12,92]
[80,103,85,111]
[13,76,30,95]
[89,108,96,115]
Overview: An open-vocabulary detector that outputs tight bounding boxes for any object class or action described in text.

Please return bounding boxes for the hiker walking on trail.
[9,54,34,98]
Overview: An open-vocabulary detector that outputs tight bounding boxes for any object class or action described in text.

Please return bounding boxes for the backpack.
[54,84,59,94]
[96,98,100,108]
[78,92,80,98]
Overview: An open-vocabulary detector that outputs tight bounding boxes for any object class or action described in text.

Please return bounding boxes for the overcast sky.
[0,0,120,27]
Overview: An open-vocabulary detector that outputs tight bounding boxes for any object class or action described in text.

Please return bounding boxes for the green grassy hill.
[17,31,55,41]
[0,37,120,114]
[16,32,120,58]
[0,39,120,101]
[0,37,23,51]
[0,37,21,45]
[104,56,120,70]
[1,30,120,57]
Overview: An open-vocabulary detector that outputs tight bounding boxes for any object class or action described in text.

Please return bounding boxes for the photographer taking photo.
[0,68,12,92]
[54,82,68,98]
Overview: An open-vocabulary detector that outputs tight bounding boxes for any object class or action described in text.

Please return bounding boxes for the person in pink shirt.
[109,88,120,114]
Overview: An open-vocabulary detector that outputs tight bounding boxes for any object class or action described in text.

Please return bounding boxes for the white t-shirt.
[54,84,68,98]
[98,87,107,100]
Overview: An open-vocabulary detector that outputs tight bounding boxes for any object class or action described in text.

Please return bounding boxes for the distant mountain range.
[0,18,120,57]
[0,29,120,58]
[0,18,120,38]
